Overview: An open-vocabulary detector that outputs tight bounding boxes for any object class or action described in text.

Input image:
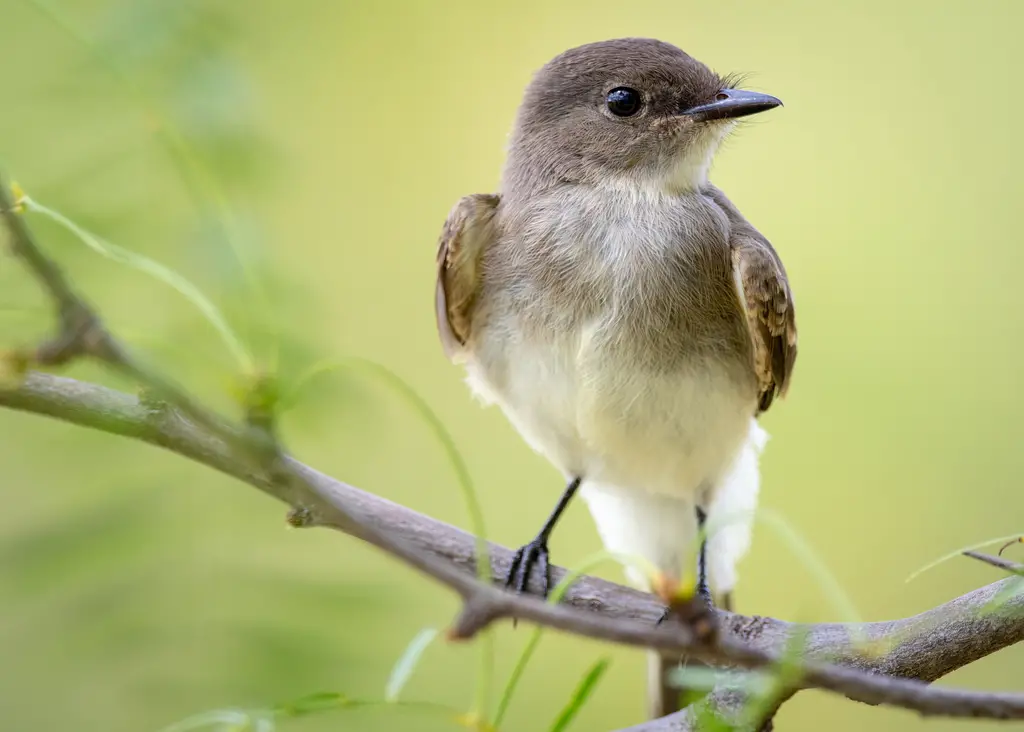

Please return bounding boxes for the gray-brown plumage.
[706,187,797,412]
[435,38,796,719]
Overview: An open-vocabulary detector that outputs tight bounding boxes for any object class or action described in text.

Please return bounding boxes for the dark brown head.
[501,38,780,199]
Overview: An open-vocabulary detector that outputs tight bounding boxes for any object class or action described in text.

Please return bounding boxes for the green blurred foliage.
[1,0,1022,730]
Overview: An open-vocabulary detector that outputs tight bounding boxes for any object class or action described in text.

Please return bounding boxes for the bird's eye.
[606,87,642,117]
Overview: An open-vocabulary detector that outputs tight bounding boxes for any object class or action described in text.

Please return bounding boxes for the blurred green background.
[1,0,1022,730]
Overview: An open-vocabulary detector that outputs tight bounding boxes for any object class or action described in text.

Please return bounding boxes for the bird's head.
[503,38,781,198]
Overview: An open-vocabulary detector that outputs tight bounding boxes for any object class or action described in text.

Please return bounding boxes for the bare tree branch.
[3,373,1023,724]
[2,174,1024,729]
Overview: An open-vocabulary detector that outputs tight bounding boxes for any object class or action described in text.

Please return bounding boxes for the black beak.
[681,89,782,122]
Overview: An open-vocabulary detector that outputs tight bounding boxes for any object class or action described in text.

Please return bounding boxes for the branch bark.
[2,175,1024,730]
[2,373,1023,729]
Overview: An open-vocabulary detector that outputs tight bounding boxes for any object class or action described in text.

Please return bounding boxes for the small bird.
[435,38,796,715]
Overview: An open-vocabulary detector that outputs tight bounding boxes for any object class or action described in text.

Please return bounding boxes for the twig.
[964,551,1024,575]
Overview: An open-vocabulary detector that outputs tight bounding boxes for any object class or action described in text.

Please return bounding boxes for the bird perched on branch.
[434,37,796,717]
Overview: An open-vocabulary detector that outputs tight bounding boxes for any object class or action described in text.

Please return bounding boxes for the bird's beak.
[680,89,782,122]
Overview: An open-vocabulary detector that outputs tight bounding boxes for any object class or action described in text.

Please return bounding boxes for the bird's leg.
[656,506,715,627]
[695,506,713,608]
[505,476,582,598]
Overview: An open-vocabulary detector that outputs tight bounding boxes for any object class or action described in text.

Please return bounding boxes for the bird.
[434,37,796,716]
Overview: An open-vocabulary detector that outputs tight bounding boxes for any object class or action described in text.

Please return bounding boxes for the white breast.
[466,187,755,498]
[466,323,752,497]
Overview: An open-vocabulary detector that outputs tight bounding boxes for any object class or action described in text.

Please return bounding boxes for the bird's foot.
[655,593,714,624]
[504,537,551,598]
[653,574,717,641]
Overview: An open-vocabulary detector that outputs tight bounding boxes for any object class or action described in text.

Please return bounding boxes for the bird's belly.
[465,324,756,499]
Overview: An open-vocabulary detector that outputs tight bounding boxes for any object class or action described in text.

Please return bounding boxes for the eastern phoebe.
[435,38,796,714]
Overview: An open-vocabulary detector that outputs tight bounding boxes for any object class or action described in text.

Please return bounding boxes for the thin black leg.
[696,507,712,605]
[505,476,582,597]
[655,506,715,627]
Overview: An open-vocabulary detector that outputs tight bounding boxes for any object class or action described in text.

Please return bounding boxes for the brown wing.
[707,187,797,413]
[435,193,500,359]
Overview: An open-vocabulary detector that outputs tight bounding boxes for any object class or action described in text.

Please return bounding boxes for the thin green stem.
[342,358,494,718]
[20,196,253,373]
[277,697,463,722]
[755,508,866,646]
[491,550,651,728]
[282,356,495,720]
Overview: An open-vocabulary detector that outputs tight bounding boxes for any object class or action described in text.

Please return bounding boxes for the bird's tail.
[647,418,768,719]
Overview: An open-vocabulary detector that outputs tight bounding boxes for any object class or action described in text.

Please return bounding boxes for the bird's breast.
[465,187,758,495]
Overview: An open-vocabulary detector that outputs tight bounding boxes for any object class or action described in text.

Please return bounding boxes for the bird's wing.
[435,193,501,359]
[708,187,797,413]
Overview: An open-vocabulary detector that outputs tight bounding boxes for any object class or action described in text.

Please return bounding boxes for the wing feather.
[708,187,797,413]
[435,194,500,359]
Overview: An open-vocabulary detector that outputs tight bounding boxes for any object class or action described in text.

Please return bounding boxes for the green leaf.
[692,703,735,732]
[385,627,440,702]
[668,666,769,694]
[157,708,259,732]
[269,693,467,726]
[981,575,1024,616]
[906,533,1024,583]
[547,658,611,732]
[271,692,349,718]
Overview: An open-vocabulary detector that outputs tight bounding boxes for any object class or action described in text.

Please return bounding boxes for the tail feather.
[645,419,768,720]
[706,419,768,596]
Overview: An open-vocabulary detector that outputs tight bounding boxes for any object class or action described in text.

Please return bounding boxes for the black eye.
[606,87,642,117]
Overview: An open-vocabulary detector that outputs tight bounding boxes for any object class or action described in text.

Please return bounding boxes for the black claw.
[504,538,551,597]
[503,476,580,606]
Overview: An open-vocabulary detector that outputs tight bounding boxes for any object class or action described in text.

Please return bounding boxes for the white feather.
[578,419,766,593]
[706,419,768,594]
